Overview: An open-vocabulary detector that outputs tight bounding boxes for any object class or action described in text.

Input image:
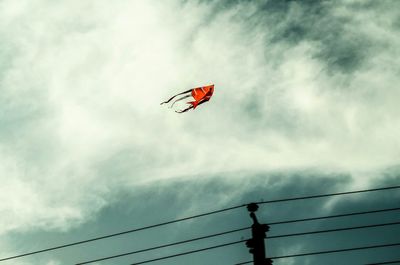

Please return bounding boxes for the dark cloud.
[189,0,394,75]
[265,1,368,74]
[6,171,399,264]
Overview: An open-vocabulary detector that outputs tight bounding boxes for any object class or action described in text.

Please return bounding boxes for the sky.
[0,0,399,264]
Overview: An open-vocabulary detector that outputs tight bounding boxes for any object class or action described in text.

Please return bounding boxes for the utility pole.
[245,203,273,265]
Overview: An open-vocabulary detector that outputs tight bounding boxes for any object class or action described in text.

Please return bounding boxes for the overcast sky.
[1,0,399,264]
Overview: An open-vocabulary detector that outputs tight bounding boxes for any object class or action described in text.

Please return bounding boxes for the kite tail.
[160,88,193,105]
[170,94,192,108]
[175,105,194,113]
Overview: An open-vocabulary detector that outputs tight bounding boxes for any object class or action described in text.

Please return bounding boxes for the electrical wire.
[269,206,400,226]
[365,260,400,265]
[255,185,400,206]
[128,241,400,265]
[1,185,399,262]
[268,221,400,239]
[75,207,400,264]
[235,242,400,265]
[130,239,247,265]
[0,206,244,262]
[75,227,250,265]
[77,220,400,264]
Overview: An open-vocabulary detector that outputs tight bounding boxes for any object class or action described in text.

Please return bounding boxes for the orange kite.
[161,84,214,113]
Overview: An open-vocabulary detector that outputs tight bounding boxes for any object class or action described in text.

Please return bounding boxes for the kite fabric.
[160,84,214,113]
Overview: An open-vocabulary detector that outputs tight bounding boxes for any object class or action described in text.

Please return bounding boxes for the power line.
[0,205,243,262]
[76,207,400,264]
[75,227,250,265]
[129,239,247,265]
[235,242,400,265]
[255,185,400,206]
[128,241,400,265]
[365,260,400,265]
[269,206,400,226]
[78,220,400,264]
[1,185,399,262]
[268,221,400,239]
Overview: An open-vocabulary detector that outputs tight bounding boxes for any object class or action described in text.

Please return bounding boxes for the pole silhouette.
[246,203,273,265]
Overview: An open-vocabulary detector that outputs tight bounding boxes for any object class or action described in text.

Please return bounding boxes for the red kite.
[161,84,214,113]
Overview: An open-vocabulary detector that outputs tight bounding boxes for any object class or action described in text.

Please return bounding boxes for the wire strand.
[76,207,400,264]
[268,221,400,239]
[129,241,400,265]
[1,185,399,262]
[269,206,400,226]
[255,185,400,205]
[77,219,400,264]
[75,227,250,265]
[235,243,400,265]
[0,205,244,262]
[130,239,247,265]
[365,260,400,265]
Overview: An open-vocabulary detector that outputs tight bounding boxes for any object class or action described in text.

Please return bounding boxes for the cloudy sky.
[1,0,399,264]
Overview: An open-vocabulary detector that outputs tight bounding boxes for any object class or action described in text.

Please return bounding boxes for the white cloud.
[0,0,399,245]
